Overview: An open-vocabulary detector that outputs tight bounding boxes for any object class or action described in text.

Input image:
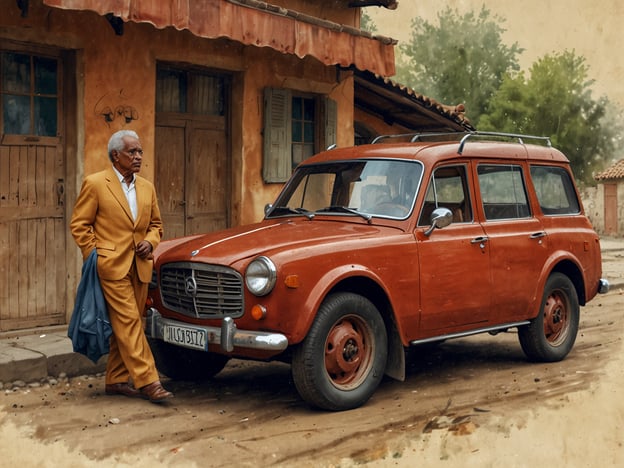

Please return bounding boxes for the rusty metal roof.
[595,159,624,181]
[354,70,474,132]
[42,0,396,76]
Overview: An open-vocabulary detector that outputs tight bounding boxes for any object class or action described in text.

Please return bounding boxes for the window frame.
[263,87,336,183]
[0,44,62,145]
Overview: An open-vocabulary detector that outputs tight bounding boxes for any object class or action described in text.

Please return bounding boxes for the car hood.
[155,217,396,267]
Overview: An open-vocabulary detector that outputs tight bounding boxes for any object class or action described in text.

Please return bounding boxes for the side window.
[418,165,472,226]
[530,166,580,215]
[263,88,337,183]
[1,51,58,136]
[478,164,530,220]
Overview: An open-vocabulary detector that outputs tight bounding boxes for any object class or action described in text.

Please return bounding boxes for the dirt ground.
[1,287,623,467]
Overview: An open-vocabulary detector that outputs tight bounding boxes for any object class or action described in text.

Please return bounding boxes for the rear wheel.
[292,292,387,411]
[148,338,230,381]
[518,273,579,362]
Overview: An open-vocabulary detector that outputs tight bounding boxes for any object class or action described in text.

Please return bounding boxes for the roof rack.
[457,131,551,154]
[371,132,467,144]
[370,130,552,153]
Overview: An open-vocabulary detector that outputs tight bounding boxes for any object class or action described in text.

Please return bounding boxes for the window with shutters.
[263,88,337,183]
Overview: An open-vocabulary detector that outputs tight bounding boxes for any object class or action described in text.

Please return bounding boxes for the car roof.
[304,133,569,167]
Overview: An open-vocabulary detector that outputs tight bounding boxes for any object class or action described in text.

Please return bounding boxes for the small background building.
[591,159,624,236]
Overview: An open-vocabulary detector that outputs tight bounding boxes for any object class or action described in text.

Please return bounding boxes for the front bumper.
[599,278,610,294]
[145,307,289,353]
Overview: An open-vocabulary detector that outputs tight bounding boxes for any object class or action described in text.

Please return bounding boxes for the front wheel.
[291,292,388,411]
[518,273,579,362]
[148,338,230,381]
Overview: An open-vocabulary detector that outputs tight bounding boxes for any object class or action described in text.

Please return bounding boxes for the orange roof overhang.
[42,0,396,76]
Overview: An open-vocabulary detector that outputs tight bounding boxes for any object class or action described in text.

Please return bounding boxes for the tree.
[360,11,377,34]
[396,7,523,125]
[479,50,622,185]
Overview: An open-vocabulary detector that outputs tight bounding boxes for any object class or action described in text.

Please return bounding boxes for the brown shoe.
[140,381,173,403]
[105,382,141,398]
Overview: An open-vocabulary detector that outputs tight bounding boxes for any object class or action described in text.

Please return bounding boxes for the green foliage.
[479,51,623,185]
[396,6,523,124]
[360,11,377,33]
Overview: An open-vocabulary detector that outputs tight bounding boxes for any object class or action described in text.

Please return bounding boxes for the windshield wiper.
[316,205,372,222]
[268,206,315,220]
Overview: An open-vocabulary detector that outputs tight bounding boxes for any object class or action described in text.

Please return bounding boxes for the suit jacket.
[70,167,163,282]
[68,249,112,363]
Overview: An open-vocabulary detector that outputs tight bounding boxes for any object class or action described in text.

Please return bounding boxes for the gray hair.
[108,130,139,161]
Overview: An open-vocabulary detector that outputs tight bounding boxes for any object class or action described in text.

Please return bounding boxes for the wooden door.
[155,66,230,239]
[155,116,229,239]
[186,118,228,234]
[604,183,618,235]
[0,47,66,331]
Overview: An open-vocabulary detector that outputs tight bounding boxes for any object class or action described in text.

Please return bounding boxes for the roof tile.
[595,159,624,181]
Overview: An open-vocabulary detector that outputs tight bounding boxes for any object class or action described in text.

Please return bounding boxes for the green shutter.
[263,88,292,183]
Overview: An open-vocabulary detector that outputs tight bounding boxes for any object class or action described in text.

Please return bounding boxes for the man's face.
[113,136,143,176]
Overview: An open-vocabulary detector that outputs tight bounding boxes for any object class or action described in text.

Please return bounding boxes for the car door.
[416,164,492,334]
[475,162,549,323]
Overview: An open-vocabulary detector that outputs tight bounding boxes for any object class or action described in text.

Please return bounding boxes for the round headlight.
[245,256,277,296]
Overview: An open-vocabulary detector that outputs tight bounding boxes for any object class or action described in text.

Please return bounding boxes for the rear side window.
[478,164,530,220]
[530,166,580,215]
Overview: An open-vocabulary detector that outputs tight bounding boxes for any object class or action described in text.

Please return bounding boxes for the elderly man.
[70,129,173,403]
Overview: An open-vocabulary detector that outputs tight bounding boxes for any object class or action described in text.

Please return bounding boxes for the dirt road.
[1,283,622,467]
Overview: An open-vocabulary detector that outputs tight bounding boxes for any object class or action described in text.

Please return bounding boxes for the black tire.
[148,338,230,381]
[291,292,388,411]
[518,273,579,362]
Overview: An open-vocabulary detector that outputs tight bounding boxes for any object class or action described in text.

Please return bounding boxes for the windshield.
[268,160,423,220]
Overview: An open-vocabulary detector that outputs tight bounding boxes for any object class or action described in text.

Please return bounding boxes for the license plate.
[163,323,207,351]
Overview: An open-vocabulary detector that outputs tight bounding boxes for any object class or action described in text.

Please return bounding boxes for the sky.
[368,0,624,106]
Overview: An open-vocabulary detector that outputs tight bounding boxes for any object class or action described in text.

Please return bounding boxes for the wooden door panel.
[155,125,186,240]
[187,123,228,234]
[0,143,65,330]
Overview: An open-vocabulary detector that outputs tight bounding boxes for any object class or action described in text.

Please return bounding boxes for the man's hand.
[136,240,153,259]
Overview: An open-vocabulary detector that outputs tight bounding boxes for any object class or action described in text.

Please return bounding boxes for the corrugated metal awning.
[42,0,396,76]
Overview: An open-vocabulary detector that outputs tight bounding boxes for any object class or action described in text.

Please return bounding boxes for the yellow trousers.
[99,262,159,389]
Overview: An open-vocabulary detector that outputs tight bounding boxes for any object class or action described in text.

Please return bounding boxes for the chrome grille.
[159,262,244,319]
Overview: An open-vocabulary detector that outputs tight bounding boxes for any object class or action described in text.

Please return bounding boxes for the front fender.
[288,263,389,344]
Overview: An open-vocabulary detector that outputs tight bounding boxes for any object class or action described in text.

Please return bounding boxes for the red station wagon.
[145,131,609,411]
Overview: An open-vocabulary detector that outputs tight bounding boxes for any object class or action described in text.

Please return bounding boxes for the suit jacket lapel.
[105,167,134,223]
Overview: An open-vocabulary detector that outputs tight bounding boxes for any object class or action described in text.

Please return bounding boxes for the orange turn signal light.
[284,274,300,289]
[251,304,267,320]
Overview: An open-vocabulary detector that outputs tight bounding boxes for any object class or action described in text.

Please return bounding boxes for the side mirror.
[264,203,273,217]
[424,207,453,236]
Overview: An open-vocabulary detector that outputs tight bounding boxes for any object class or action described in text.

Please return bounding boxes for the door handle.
[471,236,489,249]
[530,231,547,239]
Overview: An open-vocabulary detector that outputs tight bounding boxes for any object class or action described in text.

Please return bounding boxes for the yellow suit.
[70,167,163,388]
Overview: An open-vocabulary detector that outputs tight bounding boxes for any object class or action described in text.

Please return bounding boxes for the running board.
[409,321,531,346]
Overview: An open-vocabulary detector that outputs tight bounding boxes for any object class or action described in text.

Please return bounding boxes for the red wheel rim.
[543,290,569,345]
[324,315,374,389]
